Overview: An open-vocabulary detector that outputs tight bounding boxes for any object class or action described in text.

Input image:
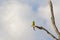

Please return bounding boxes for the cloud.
[0,0,60,40]
[38,5,50,19]
[0,1,35,40]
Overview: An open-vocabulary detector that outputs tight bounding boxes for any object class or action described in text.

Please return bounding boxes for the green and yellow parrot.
[32,21,35,30]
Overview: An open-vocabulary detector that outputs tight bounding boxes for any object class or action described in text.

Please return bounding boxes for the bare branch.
[35,26,58,40]
[49,0,60,39]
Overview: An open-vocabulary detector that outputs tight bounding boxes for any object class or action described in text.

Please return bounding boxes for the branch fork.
[32,0,60,40]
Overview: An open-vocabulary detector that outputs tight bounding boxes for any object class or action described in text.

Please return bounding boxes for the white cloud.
[0,0,60,40]
[38,5,50,19]
[0,1,35,40]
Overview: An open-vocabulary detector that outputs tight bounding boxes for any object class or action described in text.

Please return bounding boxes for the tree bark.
[49,0,60,40]
[35,26,58,40]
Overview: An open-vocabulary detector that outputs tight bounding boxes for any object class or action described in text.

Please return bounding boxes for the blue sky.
[0,0,60,40]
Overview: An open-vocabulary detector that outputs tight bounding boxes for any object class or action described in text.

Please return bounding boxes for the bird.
[32,21,35,30]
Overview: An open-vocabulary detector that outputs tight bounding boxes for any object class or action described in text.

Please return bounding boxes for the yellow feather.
[32,21,35,30]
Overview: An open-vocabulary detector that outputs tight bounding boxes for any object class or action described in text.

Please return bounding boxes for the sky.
[0,0,60,40]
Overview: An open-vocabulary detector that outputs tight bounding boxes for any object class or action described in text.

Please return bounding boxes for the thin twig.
[49,0,60,39]
[35,26,58,40]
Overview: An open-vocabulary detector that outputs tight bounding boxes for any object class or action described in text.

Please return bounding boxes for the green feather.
[32,21,35,30]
